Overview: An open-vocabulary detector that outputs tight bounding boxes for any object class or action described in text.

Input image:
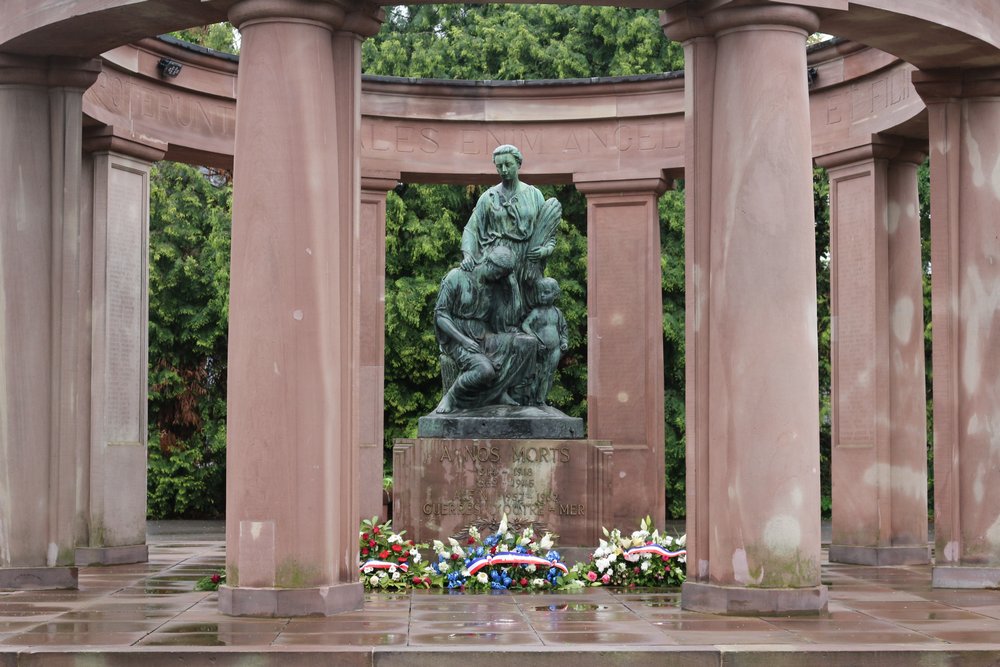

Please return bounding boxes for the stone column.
[575,176,667,529]
[222,0,382,616]
[76,126,166,566]
[913,69,1000,588]
[359,173,398,523]
[816,138,929,566]
[0,55,100,588]
[663,3,826,614]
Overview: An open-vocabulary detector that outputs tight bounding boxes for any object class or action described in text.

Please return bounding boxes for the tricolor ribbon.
[623,544,687,559]
[360,559,409,573]
[466,551,568,575]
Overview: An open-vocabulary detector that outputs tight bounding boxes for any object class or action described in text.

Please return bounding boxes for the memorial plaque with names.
[393,438,612,548]
[104,165,145,444]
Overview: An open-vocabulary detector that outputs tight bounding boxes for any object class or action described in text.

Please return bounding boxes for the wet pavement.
[1,529,999,665]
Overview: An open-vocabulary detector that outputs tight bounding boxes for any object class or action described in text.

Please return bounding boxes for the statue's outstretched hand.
[460,253,476,271]
[527,245,552,260]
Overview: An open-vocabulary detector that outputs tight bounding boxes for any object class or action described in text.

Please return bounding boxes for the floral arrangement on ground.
[358,515,685,592]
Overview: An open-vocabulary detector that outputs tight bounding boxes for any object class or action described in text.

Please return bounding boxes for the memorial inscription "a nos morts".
[393,439,612,548]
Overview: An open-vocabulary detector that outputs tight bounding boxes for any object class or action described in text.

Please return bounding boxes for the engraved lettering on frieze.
[131,84,234,137]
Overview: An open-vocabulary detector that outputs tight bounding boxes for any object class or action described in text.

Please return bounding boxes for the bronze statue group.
[434,145,568,414]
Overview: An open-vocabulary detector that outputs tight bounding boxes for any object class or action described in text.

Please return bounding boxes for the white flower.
[526,564,536,573]
[539,534,554,550]
[595,558,610,572]
[531,578,547,587]
[640,560,650,572]
[392,571,400,580]
[677,534,687,547]
[663,535,674,547]
[389,565,397,573]
[679,554,687,564]
[363,567,372,574]
[369,574,380,585]
[439,562,450,573]
[631,531,647,543]
[476,572,489,584]
[617,562,626,572]
[388,533,403,544]
[498,514,509,535]
[412,552,422,563]
[621,538,633,549]
[468,526,481,541]
[432,540,445,552]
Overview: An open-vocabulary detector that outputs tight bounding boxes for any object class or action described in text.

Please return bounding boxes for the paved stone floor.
[1,530,1000,665]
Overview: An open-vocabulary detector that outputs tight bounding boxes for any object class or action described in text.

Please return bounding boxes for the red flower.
[210,574,221,584]
[399,558,407,564]
[519,578,528,587]
[490,547,497,555]
[362,533,369,541]
[451,553,459,560]
[379,550,390,559]
[391,544,402,552]
[369,540,376,547]
[373,527,381,535]
[412,576,422,584]
[361,548,369,556]
[467,536,476,545]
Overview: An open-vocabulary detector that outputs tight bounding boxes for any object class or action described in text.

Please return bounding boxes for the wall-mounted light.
[157,58,183,78]
[807,67,819,86]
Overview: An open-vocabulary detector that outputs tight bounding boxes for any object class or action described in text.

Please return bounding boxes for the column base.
[218,582,363,617]
[829,544,930,566]
[681,580,828,615]
[76,544,148,566]
[933,565,1000,588]
[0,567,78,590]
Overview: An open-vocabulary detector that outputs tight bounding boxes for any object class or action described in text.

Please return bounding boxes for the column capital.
[361,170,400,192]
[342,2,385,38]
[574,172,670,197]
[0,54,101,89]
[662,2,819,43]
[815,135,927,170]
[83,125,167,163]
[912,67,1000,101]
[229,0,345,31]
[229,0,383,35]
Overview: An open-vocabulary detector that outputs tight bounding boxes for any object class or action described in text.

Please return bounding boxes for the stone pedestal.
[576,176,667,529]
[394,438,612,556]
[222,0,381,616]
[358,174,397,523]
[914,69,1000,588]
[0,55,100,589]
[76,126,165,567]
[664,4,826,614]
[817,139,929,567]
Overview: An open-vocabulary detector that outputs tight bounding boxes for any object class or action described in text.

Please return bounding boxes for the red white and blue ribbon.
[623,544,686,559]
[360,559,409,573]
[466,552,569,575]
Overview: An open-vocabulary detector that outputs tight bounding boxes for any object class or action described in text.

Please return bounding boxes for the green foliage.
[170,23,238,55]
[363,6,683,79]
[660,186,686,519]
[918,159,933,512]
[814,168,832,516]
[147,162,231,518]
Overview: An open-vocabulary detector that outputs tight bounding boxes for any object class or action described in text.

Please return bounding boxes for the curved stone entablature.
[82,36,924,179]
[4,0,1000,72]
